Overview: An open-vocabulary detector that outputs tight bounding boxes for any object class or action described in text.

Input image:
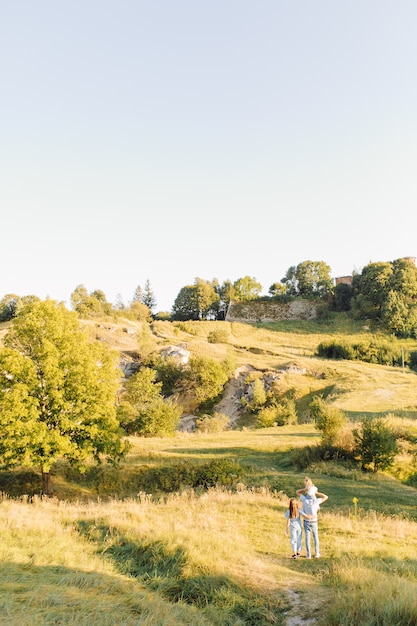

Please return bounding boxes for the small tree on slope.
[354,418,398,472]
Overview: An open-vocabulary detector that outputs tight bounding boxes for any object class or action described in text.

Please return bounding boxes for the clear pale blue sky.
[1,1,417,312]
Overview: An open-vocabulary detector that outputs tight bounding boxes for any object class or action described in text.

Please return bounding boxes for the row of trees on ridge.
[1,257,417,334]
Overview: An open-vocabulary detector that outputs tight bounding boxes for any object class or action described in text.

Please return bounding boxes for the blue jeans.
[303,520,320,557]
[289,521,302,554]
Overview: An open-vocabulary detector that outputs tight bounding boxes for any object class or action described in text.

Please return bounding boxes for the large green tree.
[232,276,262,302]
[352,258,417,336]
[282,261,333,298]
[171,285,200,320]
[351,262,393,319]
[0,294,21,321]
[172,278,219,320]
[215,280,235,318]
[0,300,127,495]
[195,277,220,318]
[390,258,417,298]
[268,282,286,297]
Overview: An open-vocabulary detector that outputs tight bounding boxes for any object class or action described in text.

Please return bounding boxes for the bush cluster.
[295,397,400,474]
[291,444,356,470]
[256,398,297,427]
[143,458,243,493]
[195,412,229,433]
[317,337,403,366]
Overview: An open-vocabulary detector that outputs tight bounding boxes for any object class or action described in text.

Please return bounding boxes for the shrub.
[143,459,242,492]
[207,328,229,344]
[194,458,242,488]
[245,378,267,413]
[291,444,356,470]
[405,471,417,488]
[317,337,403,366]
[195,412,229,433]
[256,405,278,428]
[274,398,298,426]
[354,418,399,472]
[317,340,354,360]
[309,396,347,445]
[332,424,356,452]
[409,351,417,371]
[144,463,197,492]
[152,356,184,397]
[256,398,297,428]
[134,397,183,437]
[182,356,234,407]
[118,368,182,436]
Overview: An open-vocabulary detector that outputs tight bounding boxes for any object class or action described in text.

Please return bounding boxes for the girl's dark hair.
[289,498,298,518]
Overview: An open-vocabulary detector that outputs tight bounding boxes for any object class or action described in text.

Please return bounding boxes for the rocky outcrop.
[177,363,308,431]
[160,344,190,365]
[225,299,317,322]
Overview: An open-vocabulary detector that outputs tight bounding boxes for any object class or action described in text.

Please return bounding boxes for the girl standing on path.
[284,498,310,559]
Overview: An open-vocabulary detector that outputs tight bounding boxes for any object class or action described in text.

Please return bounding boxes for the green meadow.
[1,315,417,625]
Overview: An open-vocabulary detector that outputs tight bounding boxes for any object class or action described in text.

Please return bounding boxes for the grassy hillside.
[3,313,417,419]
[147,316,417,420]
[1,314,417,624]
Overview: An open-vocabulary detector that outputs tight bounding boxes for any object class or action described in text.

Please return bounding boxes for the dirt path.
[284,586,318,626]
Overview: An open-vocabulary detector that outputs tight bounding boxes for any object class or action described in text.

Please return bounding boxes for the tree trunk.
[42,470,52,496]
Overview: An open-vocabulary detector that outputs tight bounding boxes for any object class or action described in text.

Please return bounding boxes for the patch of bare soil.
[284,586,318,626]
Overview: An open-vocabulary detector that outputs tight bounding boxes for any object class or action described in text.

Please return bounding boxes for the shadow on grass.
[344,409,417,421]
[153,446,311,492]
[163,436,318,460]
[0,468,42,497]
[0,560,165,625]
[76,521,287,625]
[0,443,310,501]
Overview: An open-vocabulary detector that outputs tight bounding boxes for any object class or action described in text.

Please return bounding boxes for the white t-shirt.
[285,508,307,527]
[300,494,323,522]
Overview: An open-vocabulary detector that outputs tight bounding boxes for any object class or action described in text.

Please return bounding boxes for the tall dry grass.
[1,482,417,625]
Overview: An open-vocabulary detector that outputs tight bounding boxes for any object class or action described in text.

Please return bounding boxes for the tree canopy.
[282,261,333,298]
[0,300,127,494]
[232,276,262,302]
[117,367,181,436]
[0,294,40,322]
[172,278,220,320]
[70,284,113,317]
[352,258,417,336]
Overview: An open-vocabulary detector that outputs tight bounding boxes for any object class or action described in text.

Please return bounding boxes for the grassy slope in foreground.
[1,426,417,625]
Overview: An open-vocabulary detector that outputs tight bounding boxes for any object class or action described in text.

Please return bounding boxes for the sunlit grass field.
[1,315,417,624]
[1,427,417,625]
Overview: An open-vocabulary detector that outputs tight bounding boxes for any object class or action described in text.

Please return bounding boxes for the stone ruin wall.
[225,299,318,322]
